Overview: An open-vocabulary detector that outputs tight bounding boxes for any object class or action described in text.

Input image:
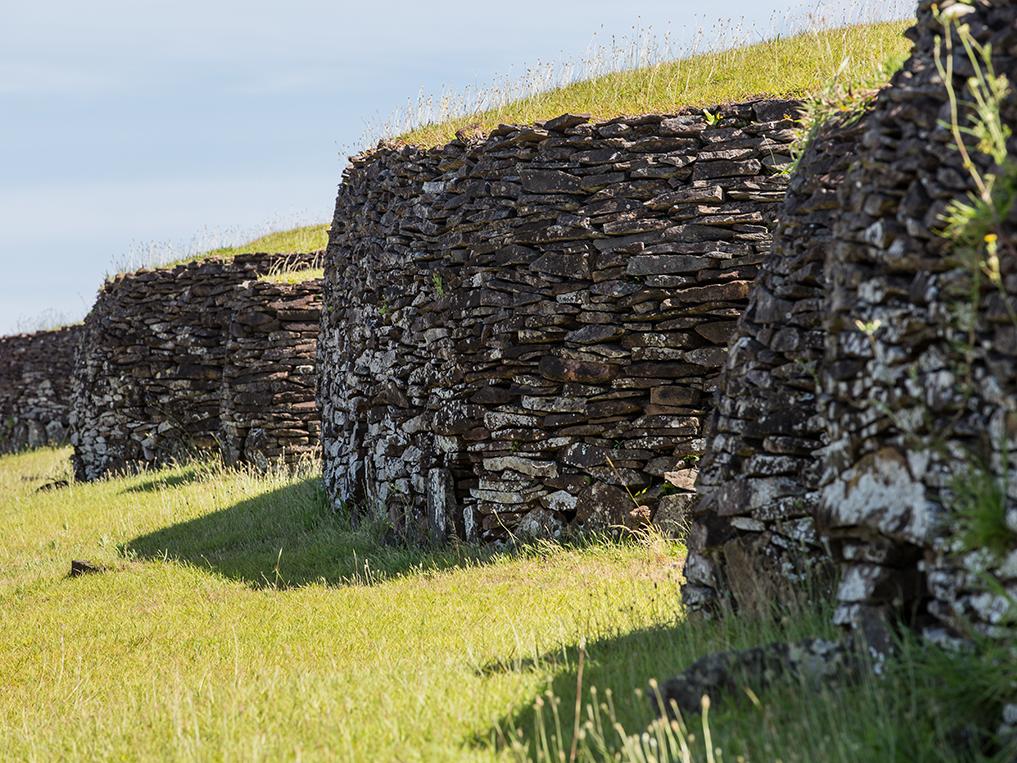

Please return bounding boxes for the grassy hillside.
[398,21,911,147]
[0,448,1008,761]
[172,21,911,266]
[259,267,325,285]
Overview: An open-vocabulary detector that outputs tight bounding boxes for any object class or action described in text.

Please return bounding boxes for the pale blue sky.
[1,0,904,333]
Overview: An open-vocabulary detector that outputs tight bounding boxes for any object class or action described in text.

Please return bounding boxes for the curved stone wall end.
[71,252,323,480]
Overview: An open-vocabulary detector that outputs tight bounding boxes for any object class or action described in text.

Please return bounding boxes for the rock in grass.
[70,560,103,577]
[652,637,855,717]
[36,479,68,492]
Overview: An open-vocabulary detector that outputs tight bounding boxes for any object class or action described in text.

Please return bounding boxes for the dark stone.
[520,169,583,194]
[70,560,103,577]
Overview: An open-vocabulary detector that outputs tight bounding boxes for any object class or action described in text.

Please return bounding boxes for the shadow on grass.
[476,603,1015,763]
[125,478,492,589]
[121,463,207,494]
[475,614,785,758]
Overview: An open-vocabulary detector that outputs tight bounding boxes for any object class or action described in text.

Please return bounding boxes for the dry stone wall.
[675,0,1015,738]
[682,113,873,613]
[71,252,322,480]
[221,277,322,469]
[319,100,799,543]
[0,325,81,453]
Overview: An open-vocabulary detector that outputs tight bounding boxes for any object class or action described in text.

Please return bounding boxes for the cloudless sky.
[1,0,904,334]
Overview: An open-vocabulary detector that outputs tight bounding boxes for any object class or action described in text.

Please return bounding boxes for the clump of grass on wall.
[200,224,329,261]
[952,463,1014,560]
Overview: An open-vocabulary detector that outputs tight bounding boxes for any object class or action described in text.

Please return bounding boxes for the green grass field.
[1,448,1010,761]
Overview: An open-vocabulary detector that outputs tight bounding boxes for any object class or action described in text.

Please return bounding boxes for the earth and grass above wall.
[181,20,911,268]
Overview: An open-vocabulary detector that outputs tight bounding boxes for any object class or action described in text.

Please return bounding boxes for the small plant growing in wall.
[934,10,1017,332]
[676,452,700,468]
[951,458,1014,560]
[432,272,445,299]
[931,10,1017,603]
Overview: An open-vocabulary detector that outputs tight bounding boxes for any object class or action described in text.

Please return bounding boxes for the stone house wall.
[819,0,1016,655]
[680,0,1015,730]
[71,252,322,480]
[675,0,1016,736]
[682,113,872,613]
[318,100,799,542]
[0,325,82,453]
[221,276,322,468]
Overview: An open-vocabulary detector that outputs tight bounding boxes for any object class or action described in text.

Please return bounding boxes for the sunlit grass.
[259,267,324,285]
[109,224,330,275]
[0,448,681,761]
[194,223,329,261]
[1,448,1010,761]
[397,21,911,147]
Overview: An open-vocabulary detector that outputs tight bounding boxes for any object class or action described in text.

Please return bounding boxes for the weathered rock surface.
[0,325,81,453]
[682,110,872,613]
[71,253,322,479]
[221,277,321,469]
[677,0,1016,741]
[318,100,799,542]
[819,0,1017,665]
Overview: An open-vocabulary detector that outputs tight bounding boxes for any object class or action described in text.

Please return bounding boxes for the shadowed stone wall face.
[679,0,1015,733]
[319,100,799,543]
[0,325,81,453]
[221,277,322,469]
[682,114,873,613]
[820,0,1016,656]
[71,253,322,480]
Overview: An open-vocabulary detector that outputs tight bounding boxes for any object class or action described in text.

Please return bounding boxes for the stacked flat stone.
[319,100,798,542]
[221,274,322,468]
[674,0,1015,739]
[71,252,322,480]
[820,0,1017,667]
[682,112,872,613]
[0,325,81,453]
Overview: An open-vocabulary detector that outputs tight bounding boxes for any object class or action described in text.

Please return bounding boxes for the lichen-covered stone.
[819,0,1017,665]
[677,0,1016,738]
